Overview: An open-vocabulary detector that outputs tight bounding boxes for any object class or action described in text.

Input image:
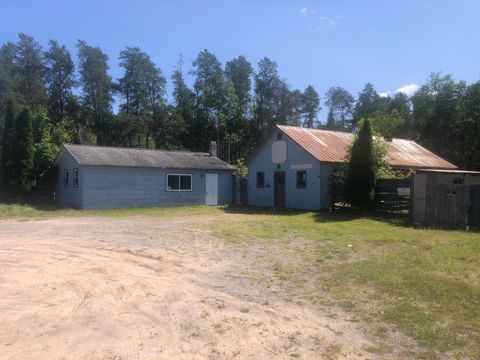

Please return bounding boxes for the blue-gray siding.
[247,131,326,210]
[55,152,83,208]
[55,154,232,209]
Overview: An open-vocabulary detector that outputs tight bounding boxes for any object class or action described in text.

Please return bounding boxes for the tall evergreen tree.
[77,40,113,145]
[353,83,380,125]
[0,42,18,114]
[225,56,253,111]
[253,57,281,143]
[44,40,76,124]
[1,99,17,191]
[324,87,355,130]
[301,85,320,128]
[117,47,166,147]
[191,50,226,151]
[13,108,35,195]
[15,34,46,108]
[172,60,195,149]
[344,120,376,212]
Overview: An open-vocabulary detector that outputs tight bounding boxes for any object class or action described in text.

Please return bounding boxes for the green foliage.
[353,83,380,125]
[77,40,113,145]
[1,99,17,191]
[232,158,248,180]
[14,108,35,195]
[44,40,75,123]
[301,85,320,128]
[15,33,46,108]
[364,109,406,140]
[353,118,392,179]
[344,120,376,211]
[324,87,355,130]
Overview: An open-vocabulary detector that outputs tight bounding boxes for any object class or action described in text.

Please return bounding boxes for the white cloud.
[299,7,315,16]
[316,15,344,30]
[395,83,419,96]
[379,83,420,98]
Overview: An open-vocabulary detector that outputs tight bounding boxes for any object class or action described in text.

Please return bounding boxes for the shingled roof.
[278,125,457,170]
[55,144,235,171]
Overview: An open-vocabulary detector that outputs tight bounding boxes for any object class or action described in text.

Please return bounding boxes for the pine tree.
[1,99,17,191]
[344,120,376,212]
[301,85,320,128]
[14,108,35,195]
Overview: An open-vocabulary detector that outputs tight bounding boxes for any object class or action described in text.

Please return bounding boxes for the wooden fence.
[424,184,480,230]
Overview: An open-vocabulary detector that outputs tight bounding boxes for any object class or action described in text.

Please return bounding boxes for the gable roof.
[277,125,457,170]
[55,144,235,171]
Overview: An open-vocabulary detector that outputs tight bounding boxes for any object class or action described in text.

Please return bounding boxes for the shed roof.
[55,144,235,171]
[277,125,457,170]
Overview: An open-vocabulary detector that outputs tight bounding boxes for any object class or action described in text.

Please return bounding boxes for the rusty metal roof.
[277,125,457,170]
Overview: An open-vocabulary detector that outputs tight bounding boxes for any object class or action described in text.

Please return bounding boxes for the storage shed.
[54,143,234,209]
[412,169,480,226]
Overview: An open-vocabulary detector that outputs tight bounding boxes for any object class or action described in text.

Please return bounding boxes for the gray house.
[54,143,234,209]
[247,125,457,210]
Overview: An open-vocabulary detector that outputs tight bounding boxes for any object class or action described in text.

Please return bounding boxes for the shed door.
[206,174,218,205]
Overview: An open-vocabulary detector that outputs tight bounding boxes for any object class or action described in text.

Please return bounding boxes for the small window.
[453,177,464,184]
[63,169,69,187]
[166,174,192,191]
[73,168,79,187]
[277,132,283,140]
[256,172,265,188]
[296,170,307,189]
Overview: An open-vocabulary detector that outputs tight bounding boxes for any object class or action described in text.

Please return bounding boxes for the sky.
[1,0,480,120]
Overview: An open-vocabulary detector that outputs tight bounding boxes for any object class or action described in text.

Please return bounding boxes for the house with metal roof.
[54,142,234,209]
[247,125,456,210]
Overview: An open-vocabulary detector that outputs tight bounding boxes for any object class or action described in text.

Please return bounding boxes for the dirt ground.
[0,214,391,360]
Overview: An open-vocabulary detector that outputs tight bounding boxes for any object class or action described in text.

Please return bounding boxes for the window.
[277,132,283,140]
[63,169,69,187]
[166,174,192,191]
[296,170,307,188]
[256,172,265,188]
[73,168,79,187]
[453,177,464,184]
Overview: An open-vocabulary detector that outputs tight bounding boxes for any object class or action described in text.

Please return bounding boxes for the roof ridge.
[64,143,209,155]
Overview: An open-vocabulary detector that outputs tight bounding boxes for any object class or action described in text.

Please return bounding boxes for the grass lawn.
[1,203,479,359]
[212,207,480,360]
[0,202,219,219]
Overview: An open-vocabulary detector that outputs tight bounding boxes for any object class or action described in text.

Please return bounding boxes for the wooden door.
[274,171,286,207]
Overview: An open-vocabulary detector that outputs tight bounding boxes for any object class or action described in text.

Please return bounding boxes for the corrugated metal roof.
[278,125,457,169]
[56,144,235,171]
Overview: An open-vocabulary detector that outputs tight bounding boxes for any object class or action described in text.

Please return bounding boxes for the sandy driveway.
[0,215,385,359]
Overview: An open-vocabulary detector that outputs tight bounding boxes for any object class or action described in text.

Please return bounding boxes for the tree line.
[1,33,480,195]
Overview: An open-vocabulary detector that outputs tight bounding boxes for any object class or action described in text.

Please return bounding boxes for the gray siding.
[80,166,232,209]
[217,172,233,204]
[55,152,83,208]
[247,131,323,210]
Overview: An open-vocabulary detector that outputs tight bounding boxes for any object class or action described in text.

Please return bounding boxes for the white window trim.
[166,173,193,192]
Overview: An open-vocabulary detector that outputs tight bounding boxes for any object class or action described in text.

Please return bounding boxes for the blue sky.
[2,0,480,120]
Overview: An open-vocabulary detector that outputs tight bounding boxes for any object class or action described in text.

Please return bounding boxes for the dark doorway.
[274,171,286,207]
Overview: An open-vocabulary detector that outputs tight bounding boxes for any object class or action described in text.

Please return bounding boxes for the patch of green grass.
[211,206,480,358]
[0,203,223,220]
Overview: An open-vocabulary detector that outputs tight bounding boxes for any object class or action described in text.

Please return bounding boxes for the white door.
[206,174,218,205]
